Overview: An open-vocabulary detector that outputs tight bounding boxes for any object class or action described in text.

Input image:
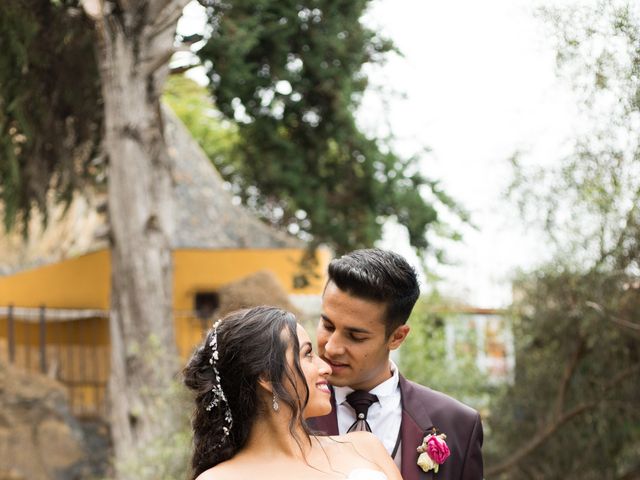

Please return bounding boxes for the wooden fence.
[0,306,209,418]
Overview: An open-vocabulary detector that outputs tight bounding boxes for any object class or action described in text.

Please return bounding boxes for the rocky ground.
[0,361,111,480]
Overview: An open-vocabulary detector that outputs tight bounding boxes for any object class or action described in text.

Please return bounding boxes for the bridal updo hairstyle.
[183,306,312,479]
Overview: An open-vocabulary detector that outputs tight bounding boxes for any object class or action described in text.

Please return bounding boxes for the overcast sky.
[363,0,581,307]
[177,0,582,307]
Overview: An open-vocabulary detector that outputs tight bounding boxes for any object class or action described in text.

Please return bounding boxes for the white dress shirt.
[334,361,402,457]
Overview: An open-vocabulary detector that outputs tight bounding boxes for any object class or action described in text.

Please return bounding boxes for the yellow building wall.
[0,250,111,309]
[0,247,330,309]
[173,247,330,358]
[0,246,330,416]
[173,247,330,309]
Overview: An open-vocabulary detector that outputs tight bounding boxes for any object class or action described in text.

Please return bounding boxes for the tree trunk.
[84,0,188,476]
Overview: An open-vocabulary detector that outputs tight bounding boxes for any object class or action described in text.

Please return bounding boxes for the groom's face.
[317,281,408,392]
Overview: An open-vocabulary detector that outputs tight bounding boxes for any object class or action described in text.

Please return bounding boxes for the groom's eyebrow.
[346,326,372,335]
[321,315,372,335]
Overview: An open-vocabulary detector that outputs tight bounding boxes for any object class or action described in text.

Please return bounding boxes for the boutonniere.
[416,427,450,473]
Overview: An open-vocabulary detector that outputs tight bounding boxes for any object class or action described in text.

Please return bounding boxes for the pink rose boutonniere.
[416,428,450,473]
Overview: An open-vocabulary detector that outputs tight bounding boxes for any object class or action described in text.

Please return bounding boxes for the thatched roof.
[0,105,300,274]
[214,270,301,319]
[164,106,299,249]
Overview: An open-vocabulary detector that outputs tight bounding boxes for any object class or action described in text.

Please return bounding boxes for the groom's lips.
[323,357,349,373]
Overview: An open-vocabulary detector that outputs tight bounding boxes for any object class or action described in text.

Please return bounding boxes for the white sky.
[177,0,582,308]
[364,0,581,307]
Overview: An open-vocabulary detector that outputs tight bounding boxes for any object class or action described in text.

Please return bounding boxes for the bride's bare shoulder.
[194,461,240,480]
[343,432,401,480]
[195,467,223,480]
[195,471,213,480]
[194,469,216,480]
[319,432,386,454]
[343,431,386,450]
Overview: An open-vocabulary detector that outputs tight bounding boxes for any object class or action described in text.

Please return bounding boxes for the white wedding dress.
[346,468,388,480]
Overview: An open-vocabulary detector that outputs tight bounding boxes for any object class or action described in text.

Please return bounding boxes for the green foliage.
[486,267,640,479]
[399,296,492,412]
[0,0,102,233]
[196,0,460,255]
[491,2,640,477]
[111,341,193,480]
[114,376,192,480]
[163,75,241,172]
[509,0,640,266]
[2,0,463,258]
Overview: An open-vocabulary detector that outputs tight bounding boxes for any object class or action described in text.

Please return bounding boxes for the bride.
[183,306,401,480]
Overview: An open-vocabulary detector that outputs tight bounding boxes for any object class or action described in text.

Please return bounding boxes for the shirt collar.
[333,360,400,407]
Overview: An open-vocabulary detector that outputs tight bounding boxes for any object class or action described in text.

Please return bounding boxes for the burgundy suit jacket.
[307,375,483,480]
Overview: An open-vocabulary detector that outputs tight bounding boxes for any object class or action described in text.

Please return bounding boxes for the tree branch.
[602,363,640,391]
[585,301,640,339]
[148,0,189,39]
[169,61,201,75]
[554,338,584,420]
[143,47,192,76]
[617,462,640,480]
[487,402,597,476]
[596,193,640,266]
[487,363,640,477]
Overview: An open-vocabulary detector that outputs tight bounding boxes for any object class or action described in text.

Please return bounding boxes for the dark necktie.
[346,390,379,432]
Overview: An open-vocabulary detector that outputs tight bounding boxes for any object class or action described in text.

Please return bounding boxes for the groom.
[308,248,483,480]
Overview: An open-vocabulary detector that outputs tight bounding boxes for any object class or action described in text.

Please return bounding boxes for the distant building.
[0,107,330,416]
[430,306,515,383]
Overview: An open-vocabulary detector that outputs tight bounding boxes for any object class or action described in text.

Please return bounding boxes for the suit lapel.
[311,378,436,479]
[399,375,434,480]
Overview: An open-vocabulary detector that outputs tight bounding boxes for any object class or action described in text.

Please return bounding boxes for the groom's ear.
[388,324,410,350]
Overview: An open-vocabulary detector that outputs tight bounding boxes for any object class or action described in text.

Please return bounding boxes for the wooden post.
[7,305,15,363]
[39,305,46,374]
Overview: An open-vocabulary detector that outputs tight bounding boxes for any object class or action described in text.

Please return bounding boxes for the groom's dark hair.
[326,248,420,336]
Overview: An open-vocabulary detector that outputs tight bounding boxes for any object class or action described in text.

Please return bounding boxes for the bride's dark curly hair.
[183,306,312,479]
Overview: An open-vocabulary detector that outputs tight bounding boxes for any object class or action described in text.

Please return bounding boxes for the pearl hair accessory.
[206,319,233,441]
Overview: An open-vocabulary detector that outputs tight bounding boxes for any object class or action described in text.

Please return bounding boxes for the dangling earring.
[272,393,280,412]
